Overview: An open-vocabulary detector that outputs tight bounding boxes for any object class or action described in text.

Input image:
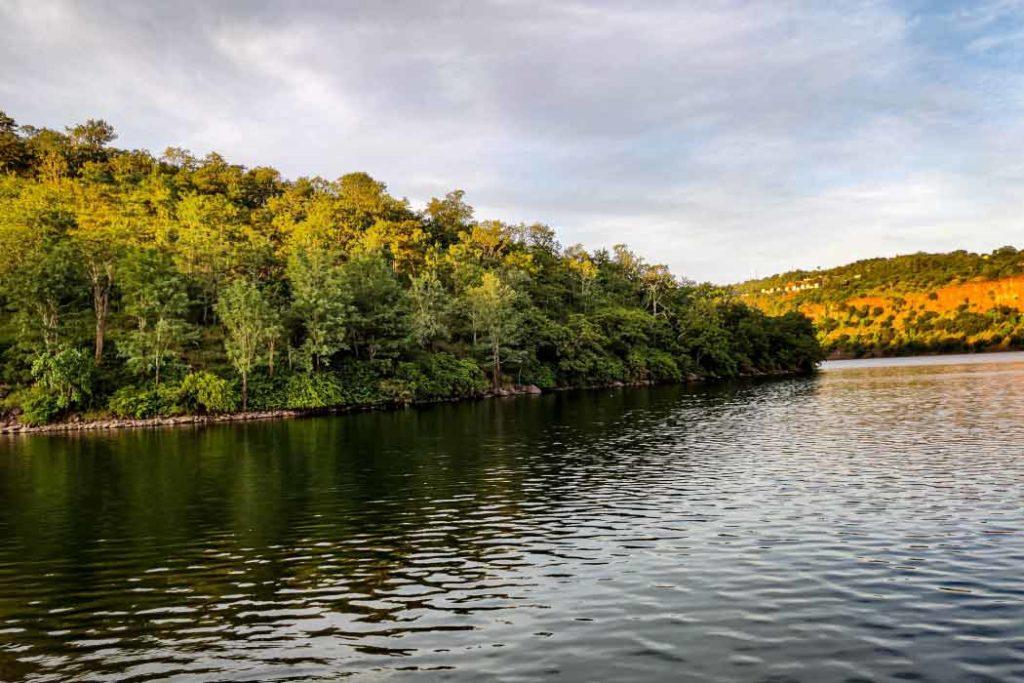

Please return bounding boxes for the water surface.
[2,354,1024,681]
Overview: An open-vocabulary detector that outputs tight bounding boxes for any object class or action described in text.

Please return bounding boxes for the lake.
[2,353,1024,681]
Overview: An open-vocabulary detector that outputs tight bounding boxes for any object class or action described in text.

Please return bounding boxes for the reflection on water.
[2,355,1024,681]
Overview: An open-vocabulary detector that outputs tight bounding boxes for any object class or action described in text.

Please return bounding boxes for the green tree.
[287,246,350,370]
[0,111,28,173]
[409,270,450,350]
[119,249,194,387]
[424,189,473,245]
[0,180,85,350]
[30,347,95,413]
[641,264,674,317]
[0,113,826,424]
[215,279,276,410]
[72,179,142,363]
[465,271,521,390]
[170,193,246,317]
[337,251,409,361]
[677,296,736,376]
[565,244,598,304]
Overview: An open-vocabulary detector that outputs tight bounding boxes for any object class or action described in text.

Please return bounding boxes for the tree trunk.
[154,322,162,388]
[268,339,275,377]
[241,373,248,411]
[491,339,501,391]
[93,282,109,364]
[88,261,115,365]
[40,302,59,350]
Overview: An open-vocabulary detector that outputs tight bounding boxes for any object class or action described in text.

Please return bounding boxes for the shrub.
[108,386,161,419]
[397,353,488,401]
[246,373,289,411]
[178,372,237,414]
[1,387,23,415]
[30,347,94,412]
[1,348,97,425]
[283,373,346,409]
[108,385,183,419]
[334,362,384,405]
[519,362,557,390]
[555,315,629,386]
[633,348,681,383]
[18,386,62,426]
[378,378,416,404]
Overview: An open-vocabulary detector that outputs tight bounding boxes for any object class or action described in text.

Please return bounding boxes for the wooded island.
[0,114,821,427]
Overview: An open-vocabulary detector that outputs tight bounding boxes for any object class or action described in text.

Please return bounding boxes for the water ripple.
[1,353,1024,680]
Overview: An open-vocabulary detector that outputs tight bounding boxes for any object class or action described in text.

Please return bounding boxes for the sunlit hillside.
[737,248,1024,357]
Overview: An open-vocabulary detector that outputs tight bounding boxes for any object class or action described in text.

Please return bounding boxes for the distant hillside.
[736,247,1024,357]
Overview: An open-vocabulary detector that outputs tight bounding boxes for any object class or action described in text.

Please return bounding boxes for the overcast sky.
[2,1,1023,282]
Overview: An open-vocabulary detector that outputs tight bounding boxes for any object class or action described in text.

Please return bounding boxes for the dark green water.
[2,354,1024,681]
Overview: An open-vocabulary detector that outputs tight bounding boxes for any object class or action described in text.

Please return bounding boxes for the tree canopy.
[0,113,822,425]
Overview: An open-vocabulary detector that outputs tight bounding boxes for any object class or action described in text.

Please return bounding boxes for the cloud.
[1,0,1022,281]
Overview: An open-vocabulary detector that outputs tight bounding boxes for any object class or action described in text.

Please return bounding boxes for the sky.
[2,0,1023,283]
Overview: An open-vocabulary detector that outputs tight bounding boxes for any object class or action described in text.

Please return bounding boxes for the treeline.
[0,113,821,425]
[739,248,1024,357]
[739,248,1024,302]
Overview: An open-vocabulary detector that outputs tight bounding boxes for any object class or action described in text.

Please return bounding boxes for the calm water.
[2,354,1024,682]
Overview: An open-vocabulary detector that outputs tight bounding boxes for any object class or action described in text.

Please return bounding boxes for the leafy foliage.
[177,371,237,414]
[108,384,182,419]
[0,112,822,424]
[13,386,62,426]
[214,279,278,409]
[28,347,94,418]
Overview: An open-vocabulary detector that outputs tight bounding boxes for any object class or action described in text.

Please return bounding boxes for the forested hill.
[737,248,1024,357]
[0,113,821,427]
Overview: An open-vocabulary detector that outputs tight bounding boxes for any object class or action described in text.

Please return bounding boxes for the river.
[1,353,1023,681]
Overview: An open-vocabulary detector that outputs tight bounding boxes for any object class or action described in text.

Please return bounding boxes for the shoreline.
[825,345,1024,361]
[7,349,1017,435]
[0,370,809,436]
[10,350,1016,435]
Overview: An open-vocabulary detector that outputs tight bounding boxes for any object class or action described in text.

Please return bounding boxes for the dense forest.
[738,249,1024,357]
[0,113,821,426]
